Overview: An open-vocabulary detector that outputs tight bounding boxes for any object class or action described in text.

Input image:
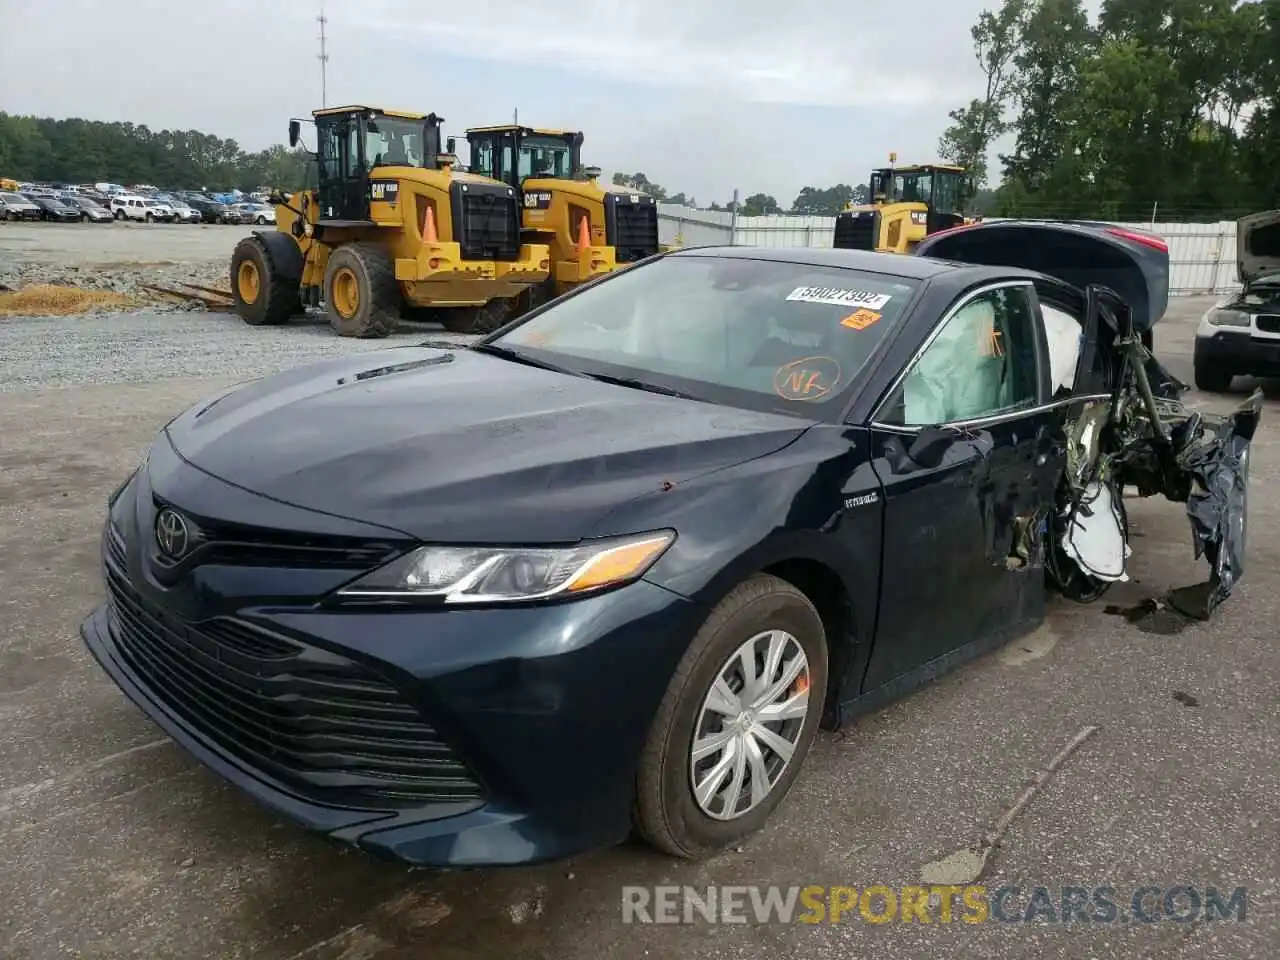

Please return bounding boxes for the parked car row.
[1,185,277,225]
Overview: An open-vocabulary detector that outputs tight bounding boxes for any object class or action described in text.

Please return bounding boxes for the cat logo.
[369,180,399,203]
[524,191,553,210]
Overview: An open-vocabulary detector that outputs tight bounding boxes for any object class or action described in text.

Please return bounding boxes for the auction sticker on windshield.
[841,309,882,330]
[786,287,893,310]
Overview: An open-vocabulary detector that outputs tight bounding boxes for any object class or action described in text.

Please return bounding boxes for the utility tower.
[318,4,330,107]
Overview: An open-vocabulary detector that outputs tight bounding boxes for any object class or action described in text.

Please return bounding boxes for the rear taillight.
[1105,226,1168,253]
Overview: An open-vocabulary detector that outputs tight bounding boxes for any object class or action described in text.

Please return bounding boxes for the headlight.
[1208,308,1251,327]
[336,530,676,604]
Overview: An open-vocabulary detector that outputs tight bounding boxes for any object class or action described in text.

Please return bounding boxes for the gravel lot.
[0,307,474,390]
[2,277,1279,959]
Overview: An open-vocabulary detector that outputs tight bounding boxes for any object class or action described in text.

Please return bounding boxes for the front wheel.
[633,574,827,859]
[323,243,401,338]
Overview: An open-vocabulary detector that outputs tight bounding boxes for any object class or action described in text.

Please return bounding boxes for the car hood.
[163,346,814,542]
[1237,210,1280,286]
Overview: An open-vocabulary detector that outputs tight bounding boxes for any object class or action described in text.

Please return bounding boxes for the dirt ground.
[1,295,1278,959]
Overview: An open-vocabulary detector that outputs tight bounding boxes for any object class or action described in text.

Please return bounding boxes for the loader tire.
[230,235,301,326]
[324,243,401,338]
[439,299,514,335]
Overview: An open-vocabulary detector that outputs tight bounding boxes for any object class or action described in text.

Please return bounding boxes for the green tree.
[740,193,781,215]
[609,171,669,200]
[789,184,858,214]
[938,0,1031,187]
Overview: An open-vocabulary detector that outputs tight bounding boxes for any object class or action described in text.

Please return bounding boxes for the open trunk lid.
[915,219,1170,332]
[1236,210,1280,287]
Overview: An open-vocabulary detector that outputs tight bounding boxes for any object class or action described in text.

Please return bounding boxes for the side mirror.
[447,136,456,153]
[288,120,301,148]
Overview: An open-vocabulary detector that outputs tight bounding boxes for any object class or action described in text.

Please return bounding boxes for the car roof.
[665,244,1036,284]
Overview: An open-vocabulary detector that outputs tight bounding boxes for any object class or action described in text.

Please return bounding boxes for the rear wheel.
[633,574,827,858]
[1193,359,1233,393]
[229,235,301,326]
[438,299,513,335]
[323,243,400,338]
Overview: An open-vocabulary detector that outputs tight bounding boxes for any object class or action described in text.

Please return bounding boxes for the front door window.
[878,284,1041,426]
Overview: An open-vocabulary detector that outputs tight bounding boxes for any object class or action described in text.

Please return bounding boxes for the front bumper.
[81,453,700,866]
[1194,331,1280,377]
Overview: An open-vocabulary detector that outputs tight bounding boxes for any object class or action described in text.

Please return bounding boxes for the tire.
[323,243,401,338]
[1193,359,1233,393]
[229,235,302,326]
[256,216,266,225]
[438,299,514,335]
[114,209,124,220]
[633,573,828,859]
[81,213,90,223]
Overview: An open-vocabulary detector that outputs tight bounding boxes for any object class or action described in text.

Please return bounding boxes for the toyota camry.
[82,220,1261,867]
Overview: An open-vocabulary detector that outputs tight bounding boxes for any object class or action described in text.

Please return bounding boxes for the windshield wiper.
[583,372,703,401]
[470,342,581,375]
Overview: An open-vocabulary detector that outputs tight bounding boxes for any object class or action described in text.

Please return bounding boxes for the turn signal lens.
[562,536,675,593]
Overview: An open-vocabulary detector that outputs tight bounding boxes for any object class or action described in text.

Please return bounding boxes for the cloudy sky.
[5,0,1008,206]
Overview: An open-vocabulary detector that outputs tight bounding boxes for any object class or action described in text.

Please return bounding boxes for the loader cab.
[465,125,585,189]
[869,163,972,231]
[305,105,442,222]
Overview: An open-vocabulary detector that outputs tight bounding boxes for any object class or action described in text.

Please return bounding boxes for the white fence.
[657,204,1239,296]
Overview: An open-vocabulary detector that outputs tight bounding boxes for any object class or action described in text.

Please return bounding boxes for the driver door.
[858,281,1065,691]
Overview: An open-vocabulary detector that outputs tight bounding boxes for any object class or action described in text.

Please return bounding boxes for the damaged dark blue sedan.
[82,221,1261,867]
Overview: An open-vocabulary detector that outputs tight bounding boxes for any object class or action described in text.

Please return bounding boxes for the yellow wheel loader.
[463,124,660,311]
[228,105,552,337]
[832,157,975,254]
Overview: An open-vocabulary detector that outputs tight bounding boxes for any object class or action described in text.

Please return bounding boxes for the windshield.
[519,136,573,179]
[366,115,424,167]
[494,256,919,417]
[1,193,26,202]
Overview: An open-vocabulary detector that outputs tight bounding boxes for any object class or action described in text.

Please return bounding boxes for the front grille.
[1256,314,1280,334]
[149,495,402,571]
[103,523,485,811]
[450,184,520,261]
[604,194,659,263]
[833,211,878,250]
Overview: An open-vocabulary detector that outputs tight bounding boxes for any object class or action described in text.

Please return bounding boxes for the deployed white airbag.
[1041,304,1082,393]
[904,299,1008,424]
[1060,481,1131,581]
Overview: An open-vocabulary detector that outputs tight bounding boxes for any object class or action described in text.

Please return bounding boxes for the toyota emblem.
[154,508,191,560]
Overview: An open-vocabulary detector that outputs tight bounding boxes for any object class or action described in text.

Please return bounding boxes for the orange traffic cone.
[577,215,590,251]
[424,204,438,243]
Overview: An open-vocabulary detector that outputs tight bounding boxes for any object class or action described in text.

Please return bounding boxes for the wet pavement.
[2,297,1278,958]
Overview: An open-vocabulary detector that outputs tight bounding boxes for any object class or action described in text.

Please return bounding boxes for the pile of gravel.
[0,260,231,311]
